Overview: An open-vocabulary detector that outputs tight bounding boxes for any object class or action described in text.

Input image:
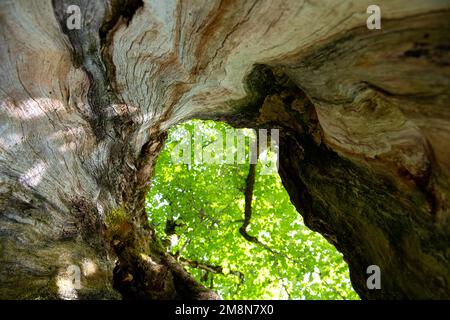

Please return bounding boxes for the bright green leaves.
[146,120,358,300]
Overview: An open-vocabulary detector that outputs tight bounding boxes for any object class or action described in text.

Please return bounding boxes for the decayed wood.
[0,0,449,299]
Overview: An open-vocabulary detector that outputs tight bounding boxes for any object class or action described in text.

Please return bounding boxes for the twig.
[178,257,245,283]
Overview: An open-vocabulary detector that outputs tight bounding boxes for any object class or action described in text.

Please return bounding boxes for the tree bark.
[0,0,449,299]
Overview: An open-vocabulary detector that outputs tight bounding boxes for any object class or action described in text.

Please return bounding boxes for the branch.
[179,257,244,283]
[239,152,301,264]
[239,161,259,243]
[319,271,347,300]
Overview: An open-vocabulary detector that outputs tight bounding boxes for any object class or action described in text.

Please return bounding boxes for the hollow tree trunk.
[0,0,449,299]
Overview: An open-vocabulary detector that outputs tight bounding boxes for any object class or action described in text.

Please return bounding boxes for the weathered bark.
[0,0,449,299]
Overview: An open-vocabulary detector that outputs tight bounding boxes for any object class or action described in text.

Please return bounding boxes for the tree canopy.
[146,120,358,299]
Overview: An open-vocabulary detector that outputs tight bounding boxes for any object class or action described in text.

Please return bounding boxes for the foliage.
[145,120,358,300]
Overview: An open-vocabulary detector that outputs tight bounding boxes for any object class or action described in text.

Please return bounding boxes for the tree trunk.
[0,0,449,299]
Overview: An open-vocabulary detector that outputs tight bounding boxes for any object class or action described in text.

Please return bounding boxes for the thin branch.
[239,162,259,243]
[174,237,191,258]
[281,280,292,300]
[239,153,300,264]
[319,271,347,300]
